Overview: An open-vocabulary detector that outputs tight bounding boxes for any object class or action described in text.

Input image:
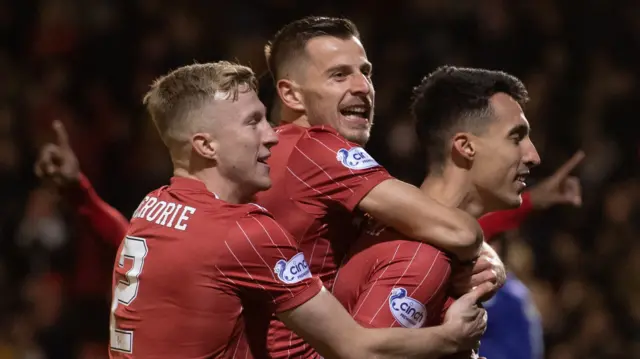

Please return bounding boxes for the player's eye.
[332,72,347,80]
[511,134,523,144]
[247,113,262,128]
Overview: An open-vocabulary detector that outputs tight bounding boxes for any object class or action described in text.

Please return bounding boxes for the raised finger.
[552,150,585,180]
[52,120,71,150]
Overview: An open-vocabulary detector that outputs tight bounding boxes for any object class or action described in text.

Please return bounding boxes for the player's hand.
[443,282,492,351]
[34,120,81,188]
[444,349,482,359]
[451,243,505,301]
[529,150,584,209]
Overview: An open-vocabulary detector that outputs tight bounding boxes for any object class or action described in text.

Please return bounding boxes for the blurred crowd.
[0,0,638,358]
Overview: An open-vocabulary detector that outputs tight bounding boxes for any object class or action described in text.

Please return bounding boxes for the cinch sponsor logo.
[336,147,379,170]
[274,252,311,284]
[388,287,426,328]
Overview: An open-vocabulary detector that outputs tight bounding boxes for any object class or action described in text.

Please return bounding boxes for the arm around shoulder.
[278,287,467,359]
[358,179,483,261]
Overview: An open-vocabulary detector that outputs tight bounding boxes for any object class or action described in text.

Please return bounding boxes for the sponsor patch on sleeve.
[336,147,380,170]
[274,252,312,284]
[388,287,427,328]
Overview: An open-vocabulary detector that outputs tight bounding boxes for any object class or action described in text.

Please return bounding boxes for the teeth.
[342,106,368,114]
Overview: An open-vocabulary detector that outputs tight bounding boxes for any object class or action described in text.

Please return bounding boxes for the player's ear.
[192,132,218,161]
[277,79,305,112]
[451,132,475,166]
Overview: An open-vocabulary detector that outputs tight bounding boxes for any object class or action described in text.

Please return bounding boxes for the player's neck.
[279,109,311,128]
[420,168,485,218]
[173,168,254,204]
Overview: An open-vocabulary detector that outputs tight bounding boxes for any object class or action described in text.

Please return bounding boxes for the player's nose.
[350,73,371,96]
[262,124,279,149]
[522,139,541,168]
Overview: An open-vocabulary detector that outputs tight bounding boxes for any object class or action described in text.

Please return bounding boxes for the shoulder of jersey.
[244,202,273,217]
[162,184,272,219]
[204,200,274,220]
[306,124,342,137]
[276,124,351,145]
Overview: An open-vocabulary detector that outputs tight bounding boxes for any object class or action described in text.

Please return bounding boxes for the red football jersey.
[109,177,322,359]
[255,124,392,358]
[332,224,453,329]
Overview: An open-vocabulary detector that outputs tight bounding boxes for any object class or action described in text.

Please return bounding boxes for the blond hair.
[143,61,257,145]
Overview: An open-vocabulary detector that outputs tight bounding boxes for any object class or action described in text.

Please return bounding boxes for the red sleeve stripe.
[317,244,332,280]
[286,167,333,200]
[293,145,355,194]
[305,131,370,180]
[235,221,296,298]
[215,265,237,285]
[323,129,350,146]
[225,226,276,304]
[385,248,442,328]
[320,131,363,177]
[236,221,284,283]
[352,243,402,318]
[308,241,319,274]
[267,216,299,247]
[330,256,349,295]
[405,251,450,315]
[229,328,244,358]
[249,215,293,255]
[368,243,424,324]
[409,251,448,300]
[250,216,310,291]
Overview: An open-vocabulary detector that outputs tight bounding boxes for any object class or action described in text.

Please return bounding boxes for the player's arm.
[225,214,488,359]
[66,173,129,248]
[289,128,481,261]
[359,179,482,261]
[34,120,128,249]
[279,283,492,359]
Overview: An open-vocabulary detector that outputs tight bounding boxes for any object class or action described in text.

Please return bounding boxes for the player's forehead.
[304,35,370,72]
[206,90,265,125]
[488,92,529,131]
[233,90,265,117]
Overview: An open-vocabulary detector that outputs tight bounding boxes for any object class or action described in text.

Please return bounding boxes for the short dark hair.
[411,66,529,172]
[265,16,360,80]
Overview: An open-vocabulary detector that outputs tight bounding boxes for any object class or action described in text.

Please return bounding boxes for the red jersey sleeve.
[287,126,392,212]
[478,192,533,241]
[221,212,323,313]
[65,173,129,249]
[351,240,452,328]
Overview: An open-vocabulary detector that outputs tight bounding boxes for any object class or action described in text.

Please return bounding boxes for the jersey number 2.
[110,236,148,354]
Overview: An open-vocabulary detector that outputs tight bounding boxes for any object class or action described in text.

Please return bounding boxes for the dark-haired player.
[332,66,541,358]
[260,18,510,357]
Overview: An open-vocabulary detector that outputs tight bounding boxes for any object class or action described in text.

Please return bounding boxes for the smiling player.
[332,66,541,358]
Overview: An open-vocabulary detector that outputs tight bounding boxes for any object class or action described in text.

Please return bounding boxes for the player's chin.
[342,127,371,146]
[503,192,523,209]
[253,176,272,192]
[492,189,522,210]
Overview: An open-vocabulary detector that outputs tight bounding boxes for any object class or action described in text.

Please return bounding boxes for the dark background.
[0,0,638,358]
